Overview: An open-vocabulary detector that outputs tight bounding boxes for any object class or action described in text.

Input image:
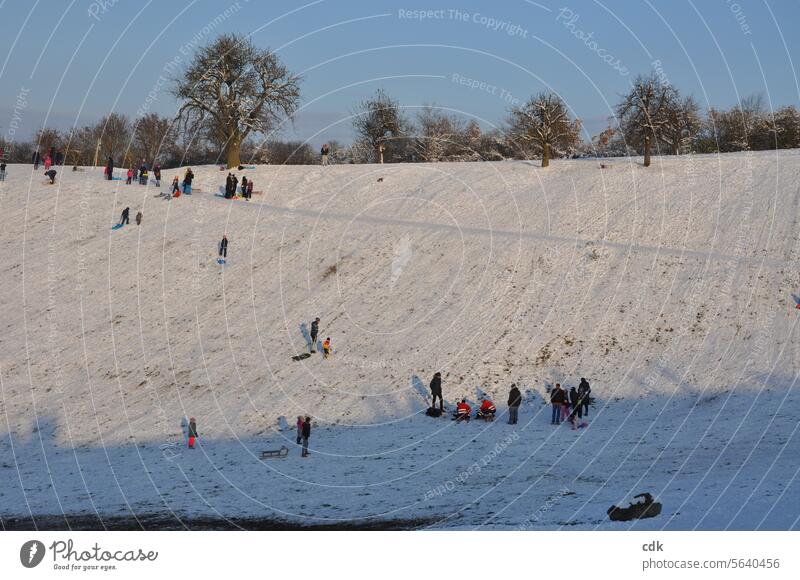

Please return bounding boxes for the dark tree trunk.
[644,135,651,167]
[542,142,551,168]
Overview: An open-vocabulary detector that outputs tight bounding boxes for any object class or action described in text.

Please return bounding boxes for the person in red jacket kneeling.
[476,397,496,420]
[454,399,471,422]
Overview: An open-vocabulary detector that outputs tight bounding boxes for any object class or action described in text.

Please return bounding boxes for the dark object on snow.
[260,446,289,459]
[292,353,312,361]
[377,177,383,182]
[425,406,442,417]
[607,493,662,522]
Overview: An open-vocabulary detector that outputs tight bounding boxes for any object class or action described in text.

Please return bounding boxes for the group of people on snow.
[307,317,332,358]
[549,379,591,428]
[427,373,590,427]
[295,416,312,457]
[224,172,253,198]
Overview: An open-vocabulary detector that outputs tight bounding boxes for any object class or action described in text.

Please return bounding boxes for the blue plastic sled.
[111,223,124,230]
[217,258,226,265]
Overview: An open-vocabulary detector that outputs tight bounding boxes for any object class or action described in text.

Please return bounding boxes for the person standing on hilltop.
[550,383,566,425]
[429,372,443,412]
[106,156,114,180]
[578,378,591,417]
[309,317,320,353]
[183,167,194,194]
[507,383,522,424]
[296,416,304,445]
[301,416,311,457]
[188,417,198,449]
[218,235,228,260]
[321,143,330,166]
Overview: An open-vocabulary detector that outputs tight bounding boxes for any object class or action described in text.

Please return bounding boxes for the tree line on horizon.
[2,34,798,169]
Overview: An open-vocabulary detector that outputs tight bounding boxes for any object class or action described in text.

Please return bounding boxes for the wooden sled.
[260,445,289,459]
[608,493,662,521]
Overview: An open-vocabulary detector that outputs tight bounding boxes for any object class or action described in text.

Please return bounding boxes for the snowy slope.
[0,152,799,529]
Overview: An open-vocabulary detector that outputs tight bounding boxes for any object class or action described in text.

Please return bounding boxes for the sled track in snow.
[205,192,788,269]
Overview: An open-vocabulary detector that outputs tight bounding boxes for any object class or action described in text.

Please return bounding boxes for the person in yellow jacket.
[322,337,332,359]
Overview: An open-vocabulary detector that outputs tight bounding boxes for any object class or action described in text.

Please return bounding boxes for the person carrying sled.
[322,337,332,359]
[550,383,566,425]
[219,235,228,259]
[476,396,496,420]
[454,399,471,422]
[188,417,198,449]
[578,378,591,417]
[183,168,194,194]
[310,317,320,352]
[296,416,304,445]
[507,383,522,424]
[429,372,443,412]
[301,416,311,457]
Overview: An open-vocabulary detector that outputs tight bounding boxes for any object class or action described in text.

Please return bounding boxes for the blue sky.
[1,0,798,146]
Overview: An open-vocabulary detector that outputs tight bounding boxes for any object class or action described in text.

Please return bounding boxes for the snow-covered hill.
[1,152,798,529]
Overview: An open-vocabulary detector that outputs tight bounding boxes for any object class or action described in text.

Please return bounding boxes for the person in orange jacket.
[322,337,332,359]
[454,399,471,422]
[476,397,496,420]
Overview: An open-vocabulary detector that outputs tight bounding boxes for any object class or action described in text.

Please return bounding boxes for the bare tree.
[352,88,406,163]
[33,128,61,157]
[133,113,175,165]
[615,73,679,167]
[507,92,581,167]
[414,105,467,162]
[661,95,701,155]
[173,34,301,168]
[95,113,132,162]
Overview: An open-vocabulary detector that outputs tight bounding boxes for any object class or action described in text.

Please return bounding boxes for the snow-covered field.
[1,151,799,529]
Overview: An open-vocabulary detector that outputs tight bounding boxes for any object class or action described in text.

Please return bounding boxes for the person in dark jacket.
[225,173,233,198]
[183,168,194,193]
[310,317,320,352]
[429,372,443,412]
[507,383,522,424]
[106,156,114,180]
[188,417,198,449]
[44,169,57,184]
[219,235,228,259]
[153,164,161,187]
[550,383,566,425]
[119,207,129,225]
[321,143,330,166]
[578,378,591,416]
[32,150,41,169]
[569,386,580,422]
[301,416,311,457]
[241,175,248,196]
